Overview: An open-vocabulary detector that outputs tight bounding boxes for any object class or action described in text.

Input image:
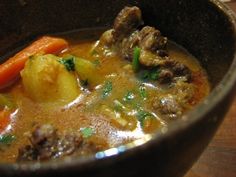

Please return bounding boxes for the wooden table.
[185,2,236,177]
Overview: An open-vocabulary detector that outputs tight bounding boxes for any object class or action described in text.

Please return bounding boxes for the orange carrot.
[0,109,10,133]
[0,36,68,88]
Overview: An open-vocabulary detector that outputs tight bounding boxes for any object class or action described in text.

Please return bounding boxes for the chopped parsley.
[80,127,93,138]
[149,69,160,80]
[136,110,154,127]
[123,91,135,102]
[139,85,147,99]
[138,68,160,81]
[132,47,141,72]
[102,81,113,98]
[0,134,16,145]
[59,57,75,71]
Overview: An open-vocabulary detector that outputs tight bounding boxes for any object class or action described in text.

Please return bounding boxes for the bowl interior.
[0,0,236,177]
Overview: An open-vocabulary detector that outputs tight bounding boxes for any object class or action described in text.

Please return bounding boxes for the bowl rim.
[1,0,236,174]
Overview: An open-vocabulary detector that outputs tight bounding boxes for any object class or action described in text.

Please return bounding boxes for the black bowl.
[0,0,236,177]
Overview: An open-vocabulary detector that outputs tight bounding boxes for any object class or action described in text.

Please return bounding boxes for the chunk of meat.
[99,29,115,46]
[17,124,107,161]
[100,7,169,66]
[139,50,168,67]
[153,95,183,119]
[158,69,174,84]
[139,26,167,51]
[172,62,192,81]
[99,6,192,84]
[152,80,196,119]
[172,81,196,104]
[119,30,169,64]
[100,7,170,67]
[113,6,143,41]
[140,58,192,84]
[120,31,140,60]
[165,59,192,82]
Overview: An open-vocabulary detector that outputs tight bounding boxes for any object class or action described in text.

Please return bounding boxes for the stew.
[0,6,210,162]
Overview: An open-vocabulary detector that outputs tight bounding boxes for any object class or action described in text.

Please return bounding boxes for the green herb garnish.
[140,70,150,80]
[59,57,75,71]
[139,85,147,99]
[0,135,16,145]
[138,68,160,81]
[123,91,135,101]
[102,81,112,98]
[149,69,160,80]
[81,127,93,138]
[132,47,141,72]
[136,110,153,127]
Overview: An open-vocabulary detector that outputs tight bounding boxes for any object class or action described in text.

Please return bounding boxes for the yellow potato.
[21,54,80,104]
[74,56,103,87]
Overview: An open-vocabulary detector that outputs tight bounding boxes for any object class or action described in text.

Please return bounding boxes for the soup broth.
[0,6,210,163]
[0,29,210,163]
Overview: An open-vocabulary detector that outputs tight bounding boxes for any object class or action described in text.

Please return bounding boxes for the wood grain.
[185,3,236,176]
[185,93,236,177]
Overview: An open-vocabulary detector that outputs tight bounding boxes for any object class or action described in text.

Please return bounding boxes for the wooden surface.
[185,2,236,177]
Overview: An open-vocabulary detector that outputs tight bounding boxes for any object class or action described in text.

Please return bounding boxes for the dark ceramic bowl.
[0,0,236,177]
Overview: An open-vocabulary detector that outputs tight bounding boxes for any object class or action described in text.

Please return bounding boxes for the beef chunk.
[139,26,167,51]
[100,6,169,67]
[17,124,106,161]
[139,50,168,67]
[30,124,58,147]
[152,80,196,119]
[120,31,140,60]
[99,6,192,84]
[18,145,37,161]
[135,26,169,67]
[172,63,192,81]
[158,69,174,84]
[118,27,169,65]
[100,29,115,46]
[165,60,192,82]
[113,6,143,41]
[153,95,183,119]
[111,8,169,67]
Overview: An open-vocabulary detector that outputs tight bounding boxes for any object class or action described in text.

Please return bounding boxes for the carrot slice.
[0,36,68,88]
[0,109,10,133]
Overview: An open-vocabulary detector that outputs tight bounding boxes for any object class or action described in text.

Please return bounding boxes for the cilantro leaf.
[132,47,141,72]
[123,91,135,102]
[138,68,160,81]
[81,127,93,138]
[0,135,16,145]
[102,81,112,98]
[59,57,75,71]
[136,110,153,127]
[139,85,147,99]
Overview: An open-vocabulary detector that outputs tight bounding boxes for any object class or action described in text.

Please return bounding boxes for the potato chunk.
[21,54,80,104]
[74,57,103,87]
